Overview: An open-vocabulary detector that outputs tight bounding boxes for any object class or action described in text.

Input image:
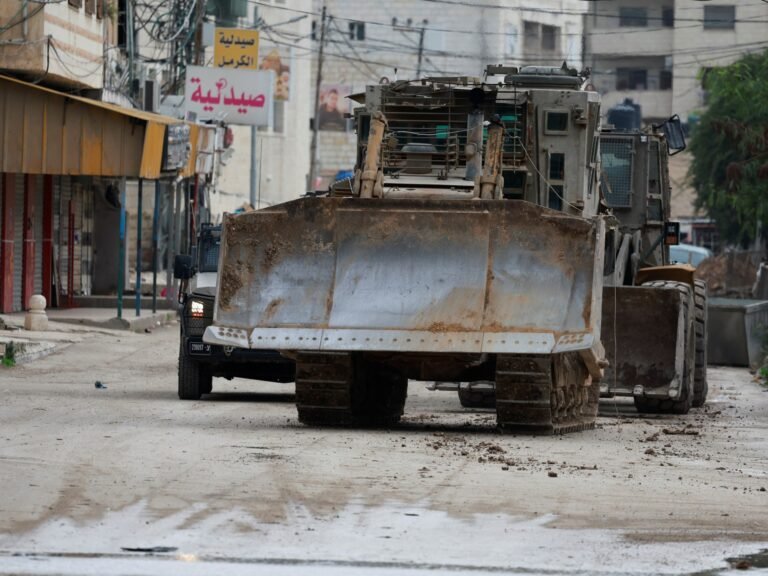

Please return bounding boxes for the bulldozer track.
[495,353,597,434]
[295,352,356,426]
[295,352,407,427]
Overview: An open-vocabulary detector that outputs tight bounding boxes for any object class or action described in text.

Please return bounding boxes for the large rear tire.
[634,280,695,415]
[178,339,212,400]
[692,280,708,407]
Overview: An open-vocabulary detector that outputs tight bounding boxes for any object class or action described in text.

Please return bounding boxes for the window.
[704,5,735,30]
[502,171,526,200]
[85,0,95,15]
[349,21,365,41]
[68,0,82,7]
[549,153,565,180]
[662,7,674,27]
[616,68,648,90]
[523,21,539,53]
[548,186,564,211]
[117,0,128,48]
[541,25,558,51]
[523,20,539,38]
[545,111,569,133]
[619,7,648,27]
[659,70,672,90]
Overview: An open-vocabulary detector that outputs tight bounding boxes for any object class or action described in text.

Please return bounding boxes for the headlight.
[190,300,205,318]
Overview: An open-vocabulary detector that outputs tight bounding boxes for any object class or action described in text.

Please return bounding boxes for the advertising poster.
[318,83,351,132]
[258,44,292,101]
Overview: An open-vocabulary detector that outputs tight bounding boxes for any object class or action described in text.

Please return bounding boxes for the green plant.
[689,49,768,247]
[2,341,16,367]
[104,0,117,21]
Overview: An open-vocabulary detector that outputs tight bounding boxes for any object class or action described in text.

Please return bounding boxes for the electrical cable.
[247,1,768,39]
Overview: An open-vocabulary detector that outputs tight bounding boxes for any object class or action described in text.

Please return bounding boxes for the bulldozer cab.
[600,120,684,284]
[341,65,602,218]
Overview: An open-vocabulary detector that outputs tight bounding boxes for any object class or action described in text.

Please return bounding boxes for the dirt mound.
[695,252,760,297]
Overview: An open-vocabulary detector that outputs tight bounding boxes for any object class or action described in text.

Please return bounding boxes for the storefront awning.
[0,74,208,179]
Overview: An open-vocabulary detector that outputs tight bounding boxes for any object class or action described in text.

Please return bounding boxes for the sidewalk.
[0,308,178,364]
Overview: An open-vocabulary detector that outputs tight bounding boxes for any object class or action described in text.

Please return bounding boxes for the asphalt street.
[0,323,766,575]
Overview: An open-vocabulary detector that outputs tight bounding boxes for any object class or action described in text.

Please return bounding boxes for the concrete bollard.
[24,295,48,332]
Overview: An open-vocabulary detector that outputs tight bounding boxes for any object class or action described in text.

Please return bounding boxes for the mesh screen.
[198,225,221,273]
[600,137,634,208]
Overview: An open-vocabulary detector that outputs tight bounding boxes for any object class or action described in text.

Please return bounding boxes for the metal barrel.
[206,197,605,357]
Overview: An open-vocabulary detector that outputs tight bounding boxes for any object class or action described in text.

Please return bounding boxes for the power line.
[416,0,768,24]
[247,0,768,39]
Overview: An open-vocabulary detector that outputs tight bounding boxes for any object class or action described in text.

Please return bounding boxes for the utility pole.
[416,26,425,79]
[250,4,260,207]
[308,2,327,193]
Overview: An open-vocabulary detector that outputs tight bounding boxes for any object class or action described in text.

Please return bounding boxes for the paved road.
[0,323,766,575]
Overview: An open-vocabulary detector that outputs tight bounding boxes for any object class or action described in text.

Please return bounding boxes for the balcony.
[0,0,107,89]
[589,27,673,57]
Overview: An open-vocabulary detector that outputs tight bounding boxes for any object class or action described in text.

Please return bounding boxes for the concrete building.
[584,0,768,125]
[0,2,218,313]
[214,0,313,214]
[0,0,112,90]
[127,0,313,217]
[309,0,588,188]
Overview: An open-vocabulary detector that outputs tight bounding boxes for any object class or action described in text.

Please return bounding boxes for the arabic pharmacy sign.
[184,65,274,127]
[214,27,259,69]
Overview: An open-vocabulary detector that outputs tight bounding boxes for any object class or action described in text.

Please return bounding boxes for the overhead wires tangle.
[247,0,768,40]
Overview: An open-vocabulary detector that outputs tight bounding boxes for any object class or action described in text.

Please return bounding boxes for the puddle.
[0,500,766,575]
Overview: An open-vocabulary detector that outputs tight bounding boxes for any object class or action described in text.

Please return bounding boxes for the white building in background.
[309,0,588,188]
[127,0,312,218]
[584,0,768,124]
[213,0,313,215]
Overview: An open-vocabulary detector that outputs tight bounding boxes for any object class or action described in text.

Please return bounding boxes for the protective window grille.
[600,137,634,208]
[380,88,528,175]
[198,225,221,273]
[647,198,663,222]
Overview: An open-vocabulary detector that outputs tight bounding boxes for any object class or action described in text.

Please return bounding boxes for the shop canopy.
[0,74,209,179]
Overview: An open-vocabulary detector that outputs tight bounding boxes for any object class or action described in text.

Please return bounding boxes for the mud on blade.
[206,197,605,356]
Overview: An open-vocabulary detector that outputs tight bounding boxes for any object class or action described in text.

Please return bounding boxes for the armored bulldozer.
[600,117,708,413]
[205,64,608,433]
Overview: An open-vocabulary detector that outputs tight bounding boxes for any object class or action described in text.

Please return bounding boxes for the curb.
[52,311,178,332]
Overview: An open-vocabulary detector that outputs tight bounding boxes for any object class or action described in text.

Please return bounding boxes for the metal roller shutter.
[13,174,23,311]
[34,175,43,296]
[58,177,72,299]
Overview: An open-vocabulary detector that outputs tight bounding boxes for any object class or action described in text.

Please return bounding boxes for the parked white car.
[669,244,713,267]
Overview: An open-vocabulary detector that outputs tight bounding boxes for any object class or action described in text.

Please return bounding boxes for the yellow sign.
[214,28,259,70]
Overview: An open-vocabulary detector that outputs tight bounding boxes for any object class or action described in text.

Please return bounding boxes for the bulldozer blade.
[206,197,605,360]
[601,286,686,399]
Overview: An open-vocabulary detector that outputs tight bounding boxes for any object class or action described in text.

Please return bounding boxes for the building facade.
[584,0,768,125]
[0,2,218,313]
[213,0,313,213]
[0,0,111,90]
[309,0,588,188]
